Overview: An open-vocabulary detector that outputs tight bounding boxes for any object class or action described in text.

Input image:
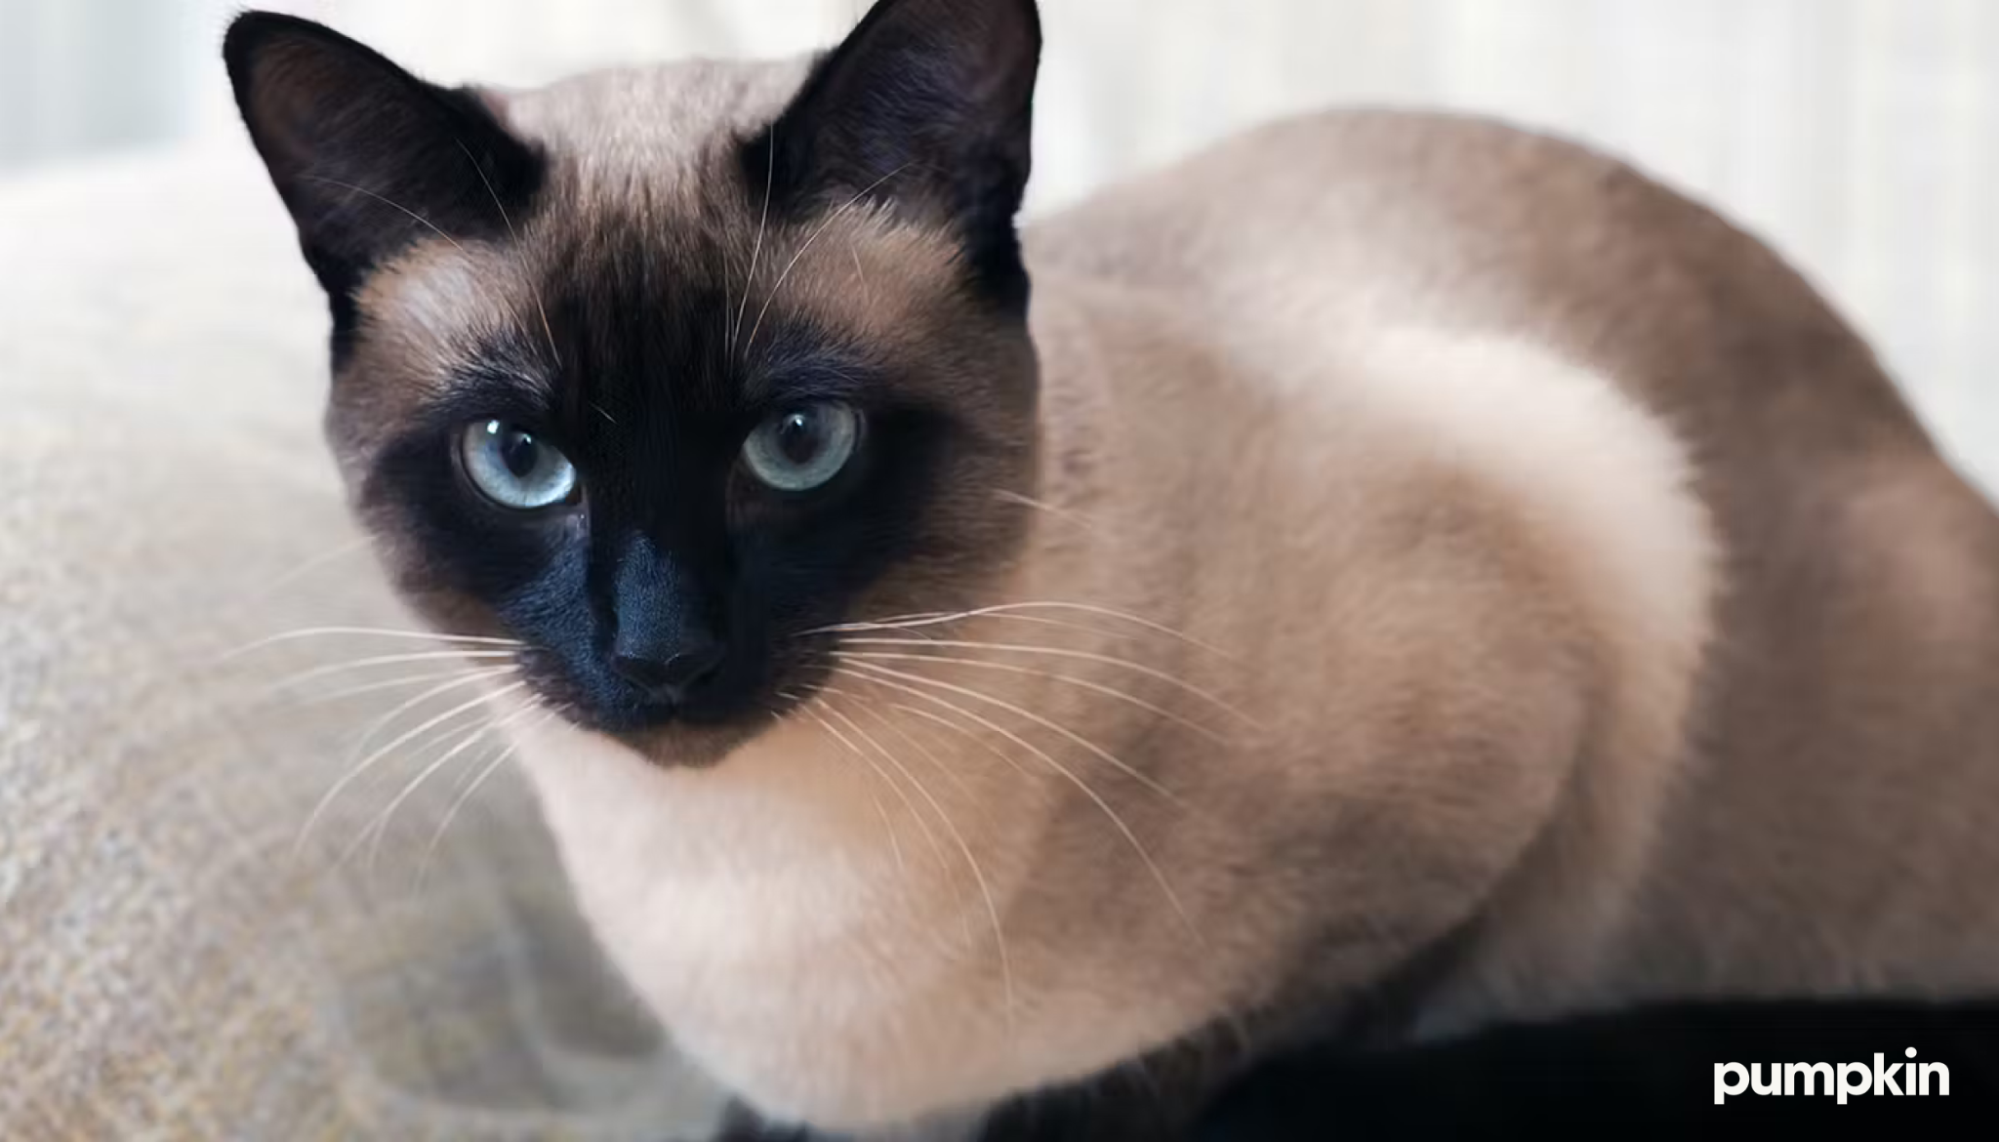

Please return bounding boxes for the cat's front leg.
[712,1099,819,1142]
[968,1030,1254,1141]
[710,1074,1209,1142]
[713,1099,987,1142]
[706,1016,1267,1141]
[973,1077,1210,1141]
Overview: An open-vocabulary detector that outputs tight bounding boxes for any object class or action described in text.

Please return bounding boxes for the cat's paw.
[712,1099,822,1142]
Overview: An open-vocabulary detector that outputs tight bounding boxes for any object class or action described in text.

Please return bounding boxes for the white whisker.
[733,126,777,353]
[796,701,907,875]
[867,610,1176,649]
[887,701,1038,783]
[345,664,519,762]
[221,626,522,661]
[831,694,1015,1030]
[350,691,537,874]
[455,138,561,371]
[347,718,497,873]
[832,650,1232,744]
[834,688,977,800]
[835,659,1179,802]
[741,163,913,361]
[299,174,470,256]
[993,489,1108,538]
[836,638,1256,729]
[254,650,520,700]
[291,687,510,861]
[836,698,983,951]
[271,664,507,711]
[819,702,954,877]
[803,601,1239,661]
[834,667,1202,945]
[250,537,375,599]
[849,244,870,300]
[303,168,552,389]
[415,708,553,891]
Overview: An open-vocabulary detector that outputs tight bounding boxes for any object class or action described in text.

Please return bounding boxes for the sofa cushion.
[0,146,723,1138]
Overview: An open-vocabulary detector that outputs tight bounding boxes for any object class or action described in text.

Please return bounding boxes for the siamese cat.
[225,0,1999,1136]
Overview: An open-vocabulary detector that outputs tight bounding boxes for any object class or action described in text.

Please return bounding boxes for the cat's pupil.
[500,430,540,478]
[776,411,822,465]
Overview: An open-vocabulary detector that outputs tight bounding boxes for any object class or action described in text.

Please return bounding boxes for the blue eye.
[459,420,577,510]
[742,402,862,492]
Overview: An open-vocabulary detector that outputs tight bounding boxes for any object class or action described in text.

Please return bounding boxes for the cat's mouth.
[509,640,833,766]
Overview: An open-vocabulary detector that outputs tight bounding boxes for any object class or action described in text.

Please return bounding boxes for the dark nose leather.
[608,535,724,705]
[611,644,725,704]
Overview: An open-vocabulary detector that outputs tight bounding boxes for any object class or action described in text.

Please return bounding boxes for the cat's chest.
[509,719,1157,1128]
[519,717,953,968]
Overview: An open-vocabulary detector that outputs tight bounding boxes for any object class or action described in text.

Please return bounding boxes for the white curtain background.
[6,0,1999,489]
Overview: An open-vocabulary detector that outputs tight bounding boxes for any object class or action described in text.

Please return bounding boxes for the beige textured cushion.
[0,147,723,1138]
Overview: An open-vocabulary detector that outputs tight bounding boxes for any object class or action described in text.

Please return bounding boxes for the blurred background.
[4,0,1999,487]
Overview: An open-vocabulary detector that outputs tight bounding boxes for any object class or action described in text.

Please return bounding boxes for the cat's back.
[1028,108,1999,999]
[1024,109,1989,606]
[1029,109,1926,438]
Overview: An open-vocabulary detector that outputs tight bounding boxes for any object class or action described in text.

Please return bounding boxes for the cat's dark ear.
[748,0,1042,310]
[222,11,542,302]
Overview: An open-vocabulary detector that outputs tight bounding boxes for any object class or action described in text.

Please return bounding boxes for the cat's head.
[226,0,1043,764]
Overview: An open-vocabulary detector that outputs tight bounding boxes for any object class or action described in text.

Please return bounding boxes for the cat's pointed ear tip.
[926,0,1041,14]
[868,0,1042,34]
[222,13,279,106]
[221,9,358,75]
[223,9,308,55]
[222,10,305,82]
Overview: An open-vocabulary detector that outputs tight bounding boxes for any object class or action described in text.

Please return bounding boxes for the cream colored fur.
[476,55,1999,1138]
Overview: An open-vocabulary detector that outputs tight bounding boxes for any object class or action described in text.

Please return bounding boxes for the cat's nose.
[611,644,725,705]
